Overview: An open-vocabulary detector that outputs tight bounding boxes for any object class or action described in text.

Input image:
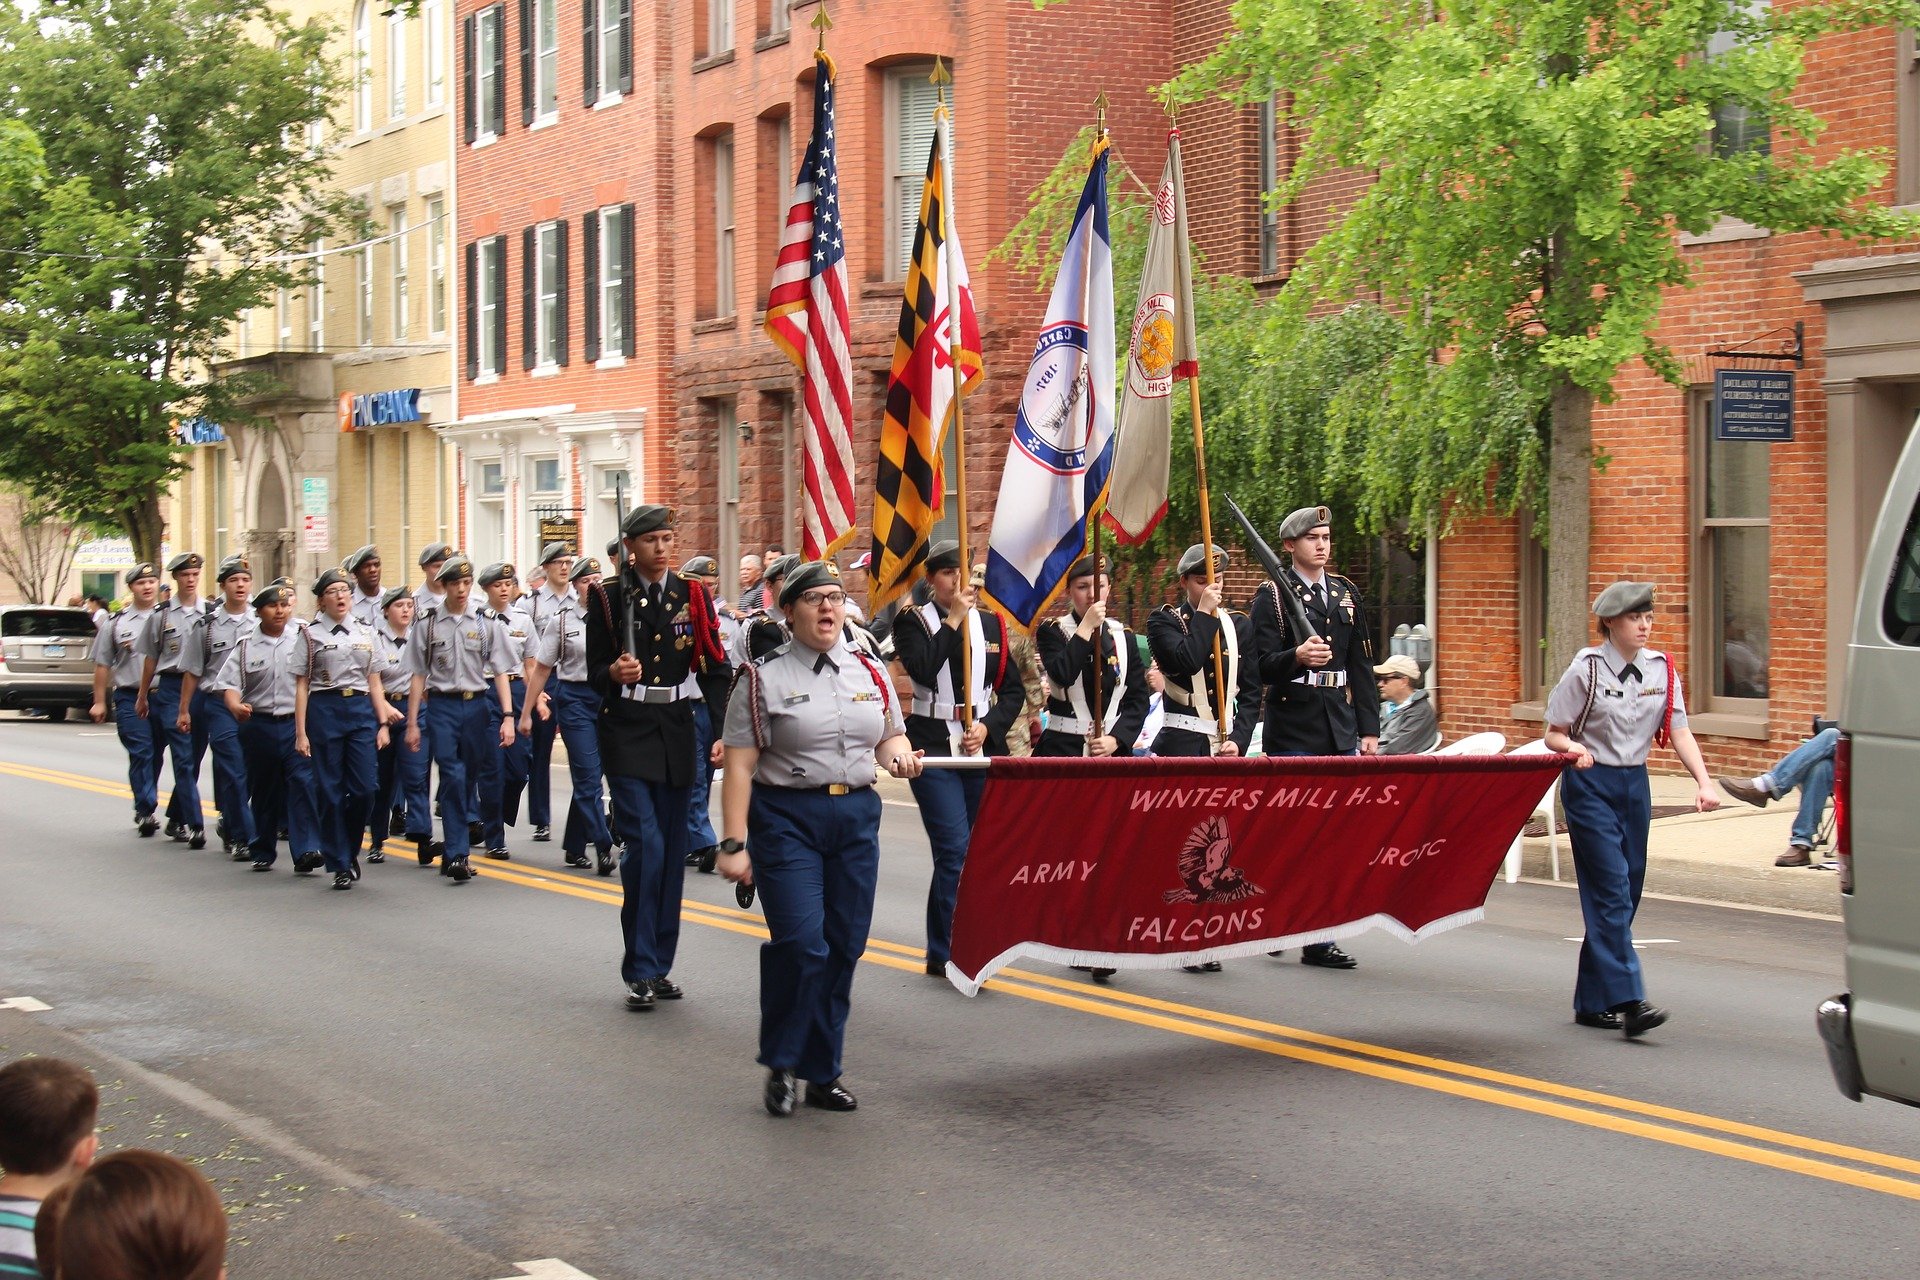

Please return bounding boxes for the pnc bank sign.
[338,387,424,432]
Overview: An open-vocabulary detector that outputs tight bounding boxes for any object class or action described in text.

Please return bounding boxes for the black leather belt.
[784,783,870,796]
[310,688,364,697]
[254,712,294,722]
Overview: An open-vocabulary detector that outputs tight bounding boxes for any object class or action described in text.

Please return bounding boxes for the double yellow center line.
[8,755,1920,1202]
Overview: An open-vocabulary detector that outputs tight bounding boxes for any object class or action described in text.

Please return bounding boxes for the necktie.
[332,624,347,635]
[1621,663,1641,683]
[1311,583,1327,618]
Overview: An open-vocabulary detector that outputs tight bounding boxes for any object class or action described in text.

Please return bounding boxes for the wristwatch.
[718,837,746,855]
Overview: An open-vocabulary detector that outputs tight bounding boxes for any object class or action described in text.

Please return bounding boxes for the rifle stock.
[1222,494,1316,644]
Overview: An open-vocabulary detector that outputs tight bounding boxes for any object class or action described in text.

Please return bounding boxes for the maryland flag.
[868,109,983,612]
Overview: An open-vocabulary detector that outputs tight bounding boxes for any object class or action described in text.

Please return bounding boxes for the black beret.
[620,504,673,538]
[680,555,718,577]
[925,540,962,573]
[1278,505,1333,541]
[343,545,380,572]
[215,556,251,583]
[604,539,623,562]
[779,560,843,608]
[436,556,475,584]
[569,557,602,583]
[765,553,803,584]
[313,568,352,596]
[1177,543,1228,577]
[166,552,204,574]
[417,541,452,568]
[1066,556,1099,583]
[538,541,572,566]
[253,585,293,610]
[125,562,159,586]
[1592,581,1655,618]
[378,585,410,611]
[478,562,517,587]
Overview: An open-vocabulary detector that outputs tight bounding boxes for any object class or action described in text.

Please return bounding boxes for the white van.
[1819,422,1920,1107]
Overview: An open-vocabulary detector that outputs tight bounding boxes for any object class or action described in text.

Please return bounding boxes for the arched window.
[352,1,372,132]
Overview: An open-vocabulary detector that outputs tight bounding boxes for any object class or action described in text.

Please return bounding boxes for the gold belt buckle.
[461,691,477,701]
[826,783,850,796]
[343,688,359,697]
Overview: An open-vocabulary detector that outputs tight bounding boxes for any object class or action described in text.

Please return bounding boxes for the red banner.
[947,754,1567,994]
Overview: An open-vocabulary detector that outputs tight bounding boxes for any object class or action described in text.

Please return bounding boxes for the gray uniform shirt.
[482,603,534,679]
[1545,641,1689,768]
[406,603,503,694]
[92,606,157,688]
[723,639,903,789]
[177,605,255,681]
[531,594,590,683]
[203,628,309,714]
[522,584,570,635]
[350,588,382,628]
[413,583,445,620]
[137,598,207,675]
[373,623,417,699]
[308,616,377,694]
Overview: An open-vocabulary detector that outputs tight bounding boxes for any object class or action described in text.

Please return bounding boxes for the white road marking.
[1,996,52,1012]
[500,1262,599,1280]
[1563,938,1678,949]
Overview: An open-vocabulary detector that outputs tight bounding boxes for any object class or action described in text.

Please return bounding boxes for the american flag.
[763,50,856,562]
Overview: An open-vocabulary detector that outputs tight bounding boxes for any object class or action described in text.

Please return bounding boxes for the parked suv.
[1820,422,1920,1108]
[0,605,98,720]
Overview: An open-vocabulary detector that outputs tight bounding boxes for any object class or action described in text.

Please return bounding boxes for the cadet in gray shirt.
[177,555,257,858]
[90,563,164,835]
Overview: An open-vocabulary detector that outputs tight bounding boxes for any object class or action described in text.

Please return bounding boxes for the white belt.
[620,671,702,704]
[1049,713,1095,736]
[1161,711,1218,736]
[910,695,986,720]
[1292,670,1348,688]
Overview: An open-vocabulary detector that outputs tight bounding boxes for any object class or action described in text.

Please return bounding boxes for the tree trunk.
[124,491,165,568]
[1545,376,1593,680]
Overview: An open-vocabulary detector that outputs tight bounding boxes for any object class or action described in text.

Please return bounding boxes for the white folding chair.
[1433,731,1506,756]
[1503,738,1562,883]
[1418,728,1445,754]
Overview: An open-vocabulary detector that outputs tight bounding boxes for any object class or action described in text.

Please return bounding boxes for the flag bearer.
[345,546,384,627]
[89,563,163,837]
[136,552,209,846]
[891,540,1026,977]
[404,556,517,884]
[716,561,924,1116]
[176,557,256,859]
[305,569,395,890]
[520,542,575,843]
[523,557,617,873]
[477,562,535,860]
[368,586,429,864]
[1545,582,1720,1038]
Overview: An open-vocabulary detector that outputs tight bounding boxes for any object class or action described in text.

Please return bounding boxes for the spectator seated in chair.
[1718,726,1839,868]
[1374,655,1438,755]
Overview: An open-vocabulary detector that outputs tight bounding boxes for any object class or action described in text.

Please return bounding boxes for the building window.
[426,196,447,336]
[352,1,373,132]
[307,239,325,352]
[355,244,373,347]
[210,447,229,565]
[526,454,563,555]
[469,235,506,377]
[593,464,629,557]
[1257,95,1280,277]
[277,285,292,346]
[533,0,558,121]
[585,204,633,361]
[717,400,740,602]
[1707,1,1770,158]
[390,208,409,340]
[774,394,797,551]
[888,64,944,279]
[715,132,735,318]
[473,459,506,561]
[467,3,506,144]
[709,0,733,55]
[586,0,630,104]
[423,0,446,107]
[769,0,789,37]
[387,7,407,119]
[525,219,567,368]
[1693,390,1771,705]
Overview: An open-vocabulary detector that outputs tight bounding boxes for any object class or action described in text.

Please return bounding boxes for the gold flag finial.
[930,56,951,106]
[812,3,833,49]
[1095,89,1109,132]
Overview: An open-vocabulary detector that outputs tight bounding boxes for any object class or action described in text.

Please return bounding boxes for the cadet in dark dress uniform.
[679,554,726,873]
[305,569,395,889]
[475,562,535,860]
[1035,557,1151,759]
[1147,544,1261,759]
[1545,582,1720,1037]
[176,557,256,859]
[523,557,616,872]
[403,556,518,883]
[715,561,924,1116]
[368,586,428,863]
[1249,505,1379,970]
[91,563,163,835]
[345,546,384,627]
[583,506,731,1010]
[890,540,1025,976]
[520,542,575,843]
[136,552,209,846]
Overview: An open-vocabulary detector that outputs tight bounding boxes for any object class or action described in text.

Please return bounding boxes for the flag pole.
[932,59,976,739]
[1086,94,1109,751]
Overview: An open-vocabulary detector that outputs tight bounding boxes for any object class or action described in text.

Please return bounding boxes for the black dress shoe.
[165,820,186,841]
[187,827,206,850]
[137,814,159,837]
[648,977,684,1000]
[698,845,719,874]
[764,1069,796,1116]
[1069,966,1117,984]
[416,836,438,867]
[532,824,551,842]
[331,872,353,891]
[925,958,946,977]
[390,806,407,832]
[1574,1011,1625,1030]
[564,850,591,868]
[447,858,473,883]
[805,1079,858,1112]
[625,981,655,1011]
[1617,1000,1669,1039]
[215,816,227,843]
[1301,943,1358,970]
[467,821,483,846]
[595,843,617,877]
[1183,961,1223,973]
[292,852,321,875]
[684,846,706,867]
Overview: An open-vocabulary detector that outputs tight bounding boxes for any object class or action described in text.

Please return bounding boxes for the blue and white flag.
[981,137,1114,632]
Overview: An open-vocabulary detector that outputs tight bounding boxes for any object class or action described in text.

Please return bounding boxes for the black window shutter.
[492,234,509,372]
[464,240,479,379]
[555,219,571,367]
[616,0,632,95]
[521,225,536,370]
[519,0,534,126]
[462,14,477,145]
[619,203,635,356]
[582,211,600,363]
[582,0,598,107]
[490,6,507,136]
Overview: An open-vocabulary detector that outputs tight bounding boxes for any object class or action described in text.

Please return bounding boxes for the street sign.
[538,517,579,553]
[1713,369,1794,442]
[302,514,329,552]
[301,476,329,515]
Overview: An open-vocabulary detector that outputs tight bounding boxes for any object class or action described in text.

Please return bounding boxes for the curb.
[1515,839,1843,916]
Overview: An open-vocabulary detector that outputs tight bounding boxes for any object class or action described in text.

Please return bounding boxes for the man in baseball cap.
[1373,654,1436,755]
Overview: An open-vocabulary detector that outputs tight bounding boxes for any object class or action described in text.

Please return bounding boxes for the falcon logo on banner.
[980,136,1115,632]
[1106,131,1199,545]
[763,49,857,561]
[868,111,983,613]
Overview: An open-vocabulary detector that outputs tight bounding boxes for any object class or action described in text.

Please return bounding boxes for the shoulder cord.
[852,650,894,724]
[1570,655,1600,742]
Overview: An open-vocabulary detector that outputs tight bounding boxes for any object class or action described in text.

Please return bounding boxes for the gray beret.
[312,568,352,597]
[925,540,962,573]
[253,584,293,610]
[1177,543,1228,578]
[378,585,409,611]
[765,553,803,584]
[1592,581,1655,618]
[166,552,204,574]
[417,541,452,568]
[215,556,251,583]
[436,555,475,584]
[620,504,673,538]
[1067,555,1099,583]
[570,556,602,583]
[680,555,718,577]
[477,562,517,588]
[779,560,843,608]
[1278,505,1332,542]
[125,562,159,586]
[343,545,379,572]
[537,541,572,566]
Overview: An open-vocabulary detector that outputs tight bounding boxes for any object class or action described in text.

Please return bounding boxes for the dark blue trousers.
[750,785,882,1084]
[112,687,159,817]
[151,673,204,829]
[241,714,316,865]
[482,680,533,847]
[907,765,987,967]
[308,692,378,875]
[1561,762,1652,1015]
[200,696,254,848]
[372,697,431,847]
[607,772,690,983]
[554,681,611,853]
[527,699,557,826]
[424,695,497,862]
[686,700,719,853]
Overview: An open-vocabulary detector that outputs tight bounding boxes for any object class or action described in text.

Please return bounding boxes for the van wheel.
[45,706,69,722]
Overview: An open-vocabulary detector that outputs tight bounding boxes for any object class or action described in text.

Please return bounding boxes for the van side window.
[1885,495,1920,645]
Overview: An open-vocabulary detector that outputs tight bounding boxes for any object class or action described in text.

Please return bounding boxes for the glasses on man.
[797,590,848,608]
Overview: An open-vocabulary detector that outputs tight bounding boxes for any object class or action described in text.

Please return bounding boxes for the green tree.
[1173,0,1920,665]
[0,0,352,562]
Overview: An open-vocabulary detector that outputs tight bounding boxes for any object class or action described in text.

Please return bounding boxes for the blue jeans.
[686,700,719,853]
[1764,727,1839,848]
[308,691,378,874]
[607,772,690,983]
[907,766,987,967]
[423,695,499,862]
[111,687,159,817]
[553,681,611,853]
[482,680,533,847]
[199,695,253,848]
[150,673,204,829]
[241,714,316,865]
[1561,762,1652,1015]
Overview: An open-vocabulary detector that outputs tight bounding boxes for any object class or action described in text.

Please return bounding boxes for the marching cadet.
[413,542,452,619]
[201,584,320,874]
[583,505,732,1011]
[731,553,801,664]
[519,542,575,844]
[89,563,164,836]
[476,562,535,860]
[1249,504,1379,971]
[1036,557,1151,759]
[404,556,517,883]
[345,546,384,627]
[679,554,726,874]
[1545,582,1719,1038]
[522,557,617,873]
[891,540,1026,977]
[604,537,624,576]
[716,560,925,1116]
[305,569,396,890]
[175,557,257,860]
[135,552,210,846]
[1146,543,1263,974]
[367,586,429,863]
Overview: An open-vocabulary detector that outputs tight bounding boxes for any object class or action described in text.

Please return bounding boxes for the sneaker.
[625,981,655,1011]
[187,827,206,850]
[331,872,353,891]
[250,859,273,872]
[137,813,159,837]
[648,976,684,1000]
[564,850,591,868]
[482,846,510,861]
[1775,844,1814,868]
[366,847,385,864]
[1718,776,1770,809]
[165,820,186,842]
[229,845,252,863]
[595,843,617,877]
[532,824,551,843]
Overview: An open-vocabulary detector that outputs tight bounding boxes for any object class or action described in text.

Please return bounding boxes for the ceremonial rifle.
[614,473,635,661]
[1222,494,1316,647]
